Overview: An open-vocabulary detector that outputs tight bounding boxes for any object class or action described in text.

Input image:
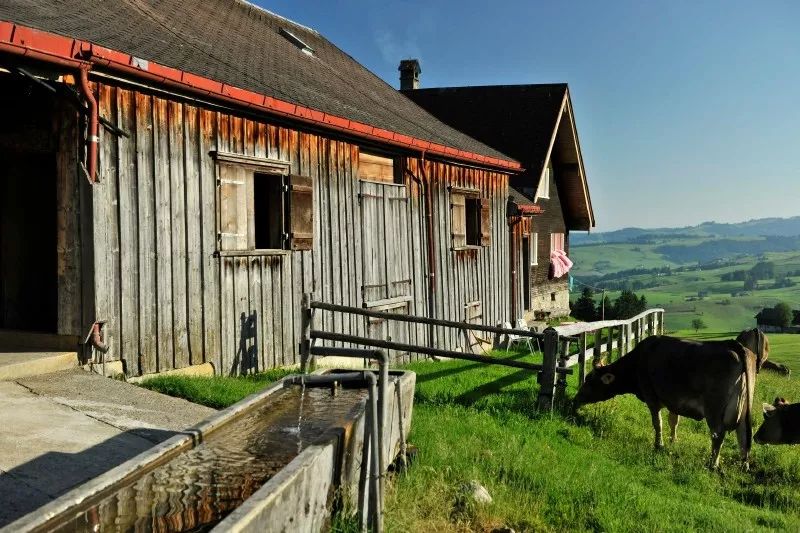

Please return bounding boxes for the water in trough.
[51,385,367,532]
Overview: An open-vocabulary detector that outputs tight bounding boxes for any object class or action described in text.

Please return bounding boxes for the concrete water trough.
[3,368,416,532]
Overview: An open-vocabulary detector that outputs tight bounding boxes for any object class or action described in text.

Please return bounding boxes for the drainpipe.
[308,346,389,499]
[405,164,436,347]
[508,216,522,322]
[420,155,438,346]
[78,65,99,182]
[284,371,383,532]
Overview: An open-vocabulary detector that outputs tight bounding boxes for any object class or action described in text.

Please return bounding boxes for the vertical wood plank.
[135,92,157,375]
[153,96,174,371]
[168,100,190,369]
[199,108,221,369]
[116,88,140,372]
[184,104,203,365]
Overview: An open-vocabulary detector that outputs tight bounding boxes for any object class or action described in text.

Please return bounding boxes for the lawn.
[136,333,800,532]
[384,332,800,532]
[139,367,296,408]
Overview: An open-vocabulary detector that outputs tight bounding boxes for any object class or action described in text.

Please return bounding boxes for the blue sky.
[260,1,799,232]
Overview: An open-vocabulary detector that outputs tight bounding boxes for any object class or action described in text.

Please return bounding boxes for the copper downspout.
[78,65,99,182]
[405,157,437,347]
[508,216,522,322]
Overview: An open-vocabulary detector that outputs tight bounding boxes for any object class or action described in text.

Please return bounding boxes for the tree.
[571,287,598,322]
[743,275,757,291]
[613,290,646,320]
[774,302,793,328]
[691,318,707,332]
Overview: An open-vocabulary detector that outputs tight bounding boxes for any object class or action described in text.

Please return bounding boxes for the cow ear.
[763,403,777,417]
[600,373,615,385]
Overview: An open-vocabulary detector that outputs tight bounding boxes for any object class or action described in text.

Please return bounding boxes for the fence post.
[300,293,314,373]
[555,339,569,403]
[617,325,625,358]
[578,332,588,385]
[634,318,641,347]
[660,311,665,335]
[537,328,559,412]
[647,313,653,338]
[593,328,602,368]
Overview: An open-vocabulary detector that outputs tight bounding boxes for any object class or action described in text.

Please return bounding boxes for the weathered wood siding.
[407,159,511,350]
[94,80,512,375]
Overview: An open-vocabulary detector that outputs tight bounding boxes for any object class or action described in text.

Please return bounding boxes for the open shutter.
[450,192,466,248]
[480,198,491,246]
[286,174,313,251]
[219,164,248,250]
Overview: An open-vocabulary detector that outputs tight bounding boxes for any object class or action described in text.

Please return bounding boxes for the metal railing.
[300,294,663,411]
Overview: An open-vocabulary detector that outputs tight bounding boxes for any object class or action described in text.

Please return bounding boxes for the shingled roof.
[0,0,517,167]
[404,84,595,229]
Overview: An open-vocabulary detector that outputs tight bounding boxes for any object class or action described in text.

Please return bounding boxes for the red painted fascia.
[0,20,523,172]
[518,205,543,215]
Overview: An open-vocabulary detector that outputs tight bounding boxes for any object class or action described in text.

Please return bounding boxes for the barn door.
[359,181,412,355]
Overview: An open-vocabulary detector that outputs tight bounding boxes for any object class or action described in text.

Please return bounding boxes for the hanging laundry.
[548,249,573,279]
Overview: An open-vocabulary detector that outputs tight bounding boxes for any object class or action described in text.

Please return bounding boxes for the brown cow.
[754,397,800,444]
[575,329,768,469]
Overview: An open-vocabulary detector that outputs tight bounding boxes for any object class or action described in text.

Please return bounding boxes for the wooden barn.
[403,82,595,321]
[0,1,531,376]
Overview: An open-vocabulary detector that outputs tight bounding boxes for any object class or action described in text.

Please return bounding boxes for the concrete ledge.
[127,362,216,384]
[214,443,335,533]
[0,352,79,381]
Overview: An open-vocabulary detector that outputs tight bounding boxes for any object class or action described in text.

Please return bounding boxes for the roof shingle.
[0,0,515,163]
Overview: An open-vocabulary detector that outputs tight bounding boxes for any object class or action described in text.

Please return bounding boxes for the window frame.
[213,151,310,256]
[449,186,490,250]
[531,232,539,266]
[536,160,552,200]
[357,149,401,184]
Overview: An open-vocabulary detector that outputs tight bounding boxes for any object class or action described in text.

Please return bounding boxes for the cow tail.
[742,346,753,446]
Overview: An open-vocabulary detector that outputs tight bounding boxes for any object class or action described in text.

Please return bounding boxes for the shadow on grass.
[415,351,534,385]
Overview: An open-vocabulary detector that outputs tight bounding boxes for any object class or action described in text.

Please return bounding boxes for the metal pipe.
[309,346,388,504]
[311,330,573,374]
[405,166,436,348]
[78,65,98,182]
[310,301,547,340]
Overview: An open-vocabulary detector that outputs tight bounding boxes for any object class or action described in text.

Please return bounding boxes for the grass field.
[138,333,800,532]
[384,332,800,532]
[570,247,800,332]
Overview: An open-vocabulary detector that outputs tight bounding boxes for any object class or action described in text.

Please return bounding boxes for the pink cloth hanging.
[549,249,573,279]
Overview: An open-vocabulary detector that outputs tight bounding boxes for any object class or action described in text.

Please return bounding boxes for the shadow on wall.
[0,428,179,527]
[232,311,259,376]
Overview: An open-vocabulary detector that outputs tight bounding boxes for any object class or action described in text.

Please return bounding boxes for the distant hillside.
[572,216,800,246]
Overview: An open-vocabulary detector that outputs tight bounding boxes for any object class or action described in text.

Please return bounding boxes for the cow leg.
[709,430,726,470]
[736,420,751,471]
[649,406,664,449]
[668,412,680,443]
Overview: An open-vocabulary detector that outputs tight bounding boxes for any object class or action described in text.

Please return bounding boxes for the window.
[450,187,491,248]
[358,151,398,183]
[215,152,313,252]
[531,232,539,266]
[551,232,565,252]
[536,160,552,199]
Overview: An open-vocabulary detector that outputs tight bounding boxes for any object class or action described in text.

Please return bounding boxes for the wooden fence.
[538,309,666,410]
[302,295,663,412]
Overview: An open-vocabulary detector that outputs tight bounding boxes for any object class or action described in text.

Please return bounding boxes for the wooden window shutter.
[480,198,491,246]
[219,165,248,250]
[286,174,313,250]
[450,192,466,248]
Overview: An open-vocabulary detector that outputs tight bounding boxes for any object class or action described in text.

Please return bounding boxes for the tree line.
[571,288,648,322]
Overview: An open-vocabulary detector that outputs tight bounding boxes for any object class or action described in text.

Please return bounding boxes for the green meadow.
[570,245,800,332]
[384,333,800,532]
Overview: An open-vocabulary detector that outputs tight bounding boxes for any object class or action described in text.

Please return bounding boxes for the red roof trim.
[518,205,544,215]
[0,21,522,172]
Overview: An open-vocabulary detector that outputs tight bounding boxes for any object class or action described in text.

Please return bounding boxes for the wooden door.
[359,181,413,356]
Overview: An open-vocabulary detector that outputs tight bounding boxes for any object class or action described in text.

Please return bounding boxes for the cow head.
[754,397,790,444]
[574,365,622,407]
[736,328,769,372]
